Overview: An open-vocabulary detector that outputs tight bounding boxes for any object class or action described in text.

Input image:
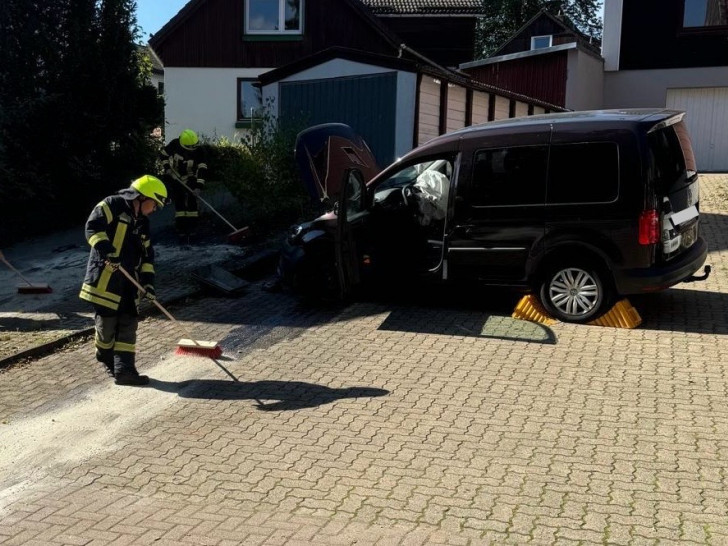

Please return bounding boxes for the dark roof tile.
[359,0,485,15]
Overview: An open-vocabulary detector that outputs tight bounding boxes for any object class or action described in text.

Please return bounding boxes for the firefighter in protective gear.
[79,175,168,386]
[160,129,208,241]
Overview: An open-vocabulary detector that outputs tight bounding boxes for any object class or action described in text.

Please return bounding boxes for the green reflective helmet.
[179,129,199,149]
[131,175,168,208]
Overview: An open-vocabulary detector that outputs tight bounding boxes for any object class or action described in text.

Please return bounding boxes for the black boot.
[114,372,150,386]
[95,349,114,378]
[113,353,149,386]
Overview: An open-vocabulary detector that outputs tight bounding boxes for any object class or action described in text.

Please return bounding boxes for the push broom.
[169,168,250,244]
[0,250,52,294]
[117,265,222,358]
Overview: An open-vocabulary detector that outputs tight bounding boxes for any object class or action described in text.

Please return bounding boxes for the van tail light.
[639,209,660,245]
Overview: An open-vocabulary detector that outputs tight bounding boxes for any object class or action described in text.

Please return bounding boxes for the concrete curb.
[0,247,279,371]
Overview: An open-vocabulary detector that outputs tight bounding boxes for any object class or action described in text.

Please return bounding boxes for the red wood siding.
[152,0,398,67]
[464,51,568,107]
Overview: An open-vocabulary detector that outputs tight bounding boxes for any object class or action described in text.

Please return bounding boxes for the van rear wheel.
[539,263,612,323]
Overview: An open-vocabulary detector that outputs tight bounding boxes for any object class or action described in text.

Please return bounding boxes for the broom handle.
[0,250,35,287]
[116,265,200,345]
[169,169,240,232]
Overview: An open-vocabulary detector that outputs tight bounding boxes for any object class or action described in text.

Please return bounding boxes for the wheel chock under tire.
[512,295,642,329]
[511,295,558,326]
[588,299,642,328]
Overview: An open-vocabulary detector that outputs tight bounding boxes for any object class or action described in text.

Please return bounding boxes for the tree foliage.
[476,0,603,58]
[0,0,163,244]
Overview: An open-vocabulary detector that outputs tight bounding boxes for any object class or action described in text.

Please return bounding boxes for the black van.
[279,110,709,323]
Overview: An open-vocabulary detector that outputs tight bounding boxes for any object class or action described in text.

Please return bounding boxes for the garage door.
[666,87,728,172]
[280,73,397,167]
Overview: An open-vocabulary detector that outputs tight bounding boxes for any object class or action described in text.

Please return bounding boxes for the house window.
[237,79,263,122]
[683,0,728,27]
[530,35,552,49]
[246,0,303,34]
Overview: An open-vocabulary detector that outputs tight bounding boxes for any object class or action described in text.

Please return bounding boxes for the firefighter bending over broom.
[79,175,168,386]
[161,129,208,244]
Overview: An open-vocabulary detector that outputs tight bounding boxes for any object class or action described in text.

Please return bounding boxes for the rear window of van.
[647,120,697,193]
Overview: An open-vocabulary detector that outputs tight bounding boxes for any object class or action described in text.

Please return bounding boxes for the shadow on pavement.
[632,288,728,335]
[0,315,60,331]
[214,283,558,351]
[378,307,557,344]
[148,378,389,411]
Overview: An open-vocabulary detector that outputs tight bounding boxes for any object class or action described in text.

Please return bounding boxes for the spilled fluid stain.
[218,306,342,354]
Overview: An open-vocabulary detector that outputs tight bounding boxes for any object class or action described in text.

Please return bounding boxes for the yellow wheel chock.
[512,295,642,329]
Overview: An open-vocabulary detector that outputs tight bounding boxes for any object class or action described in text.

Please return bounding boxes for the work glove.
[143,285,156,301]
[105,255,121,271]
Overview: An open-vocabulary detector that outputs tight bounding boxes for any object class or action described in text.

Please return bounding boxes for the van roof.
[392,109,686,166]
[425,109,683,144]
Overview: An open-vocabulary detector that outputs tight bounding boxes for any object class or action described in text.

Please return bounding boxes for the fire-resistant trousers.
[94,312,139,375]
[169,178,200,235]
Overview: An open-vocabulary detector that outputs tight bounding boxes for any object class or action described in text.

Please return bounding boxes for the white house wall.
[262,59,417,159]
[164,67,269,143]
[603,66,728,108]
[150,73,164,95]
[565,49,604,111]
[602,0,623,71]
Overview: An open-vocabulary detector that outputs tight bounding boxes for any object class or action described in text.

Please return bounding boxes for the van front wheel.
[539,264,612,323]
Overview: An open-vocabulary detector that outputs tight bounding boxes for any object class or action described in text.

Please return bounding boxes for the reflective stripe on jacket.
[79,192,155,311]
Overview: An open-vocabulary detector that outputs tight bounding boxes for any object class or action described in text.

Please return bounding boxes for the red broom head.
[227,226,251,244]
[17,284,53,294]
[175,344,223,359]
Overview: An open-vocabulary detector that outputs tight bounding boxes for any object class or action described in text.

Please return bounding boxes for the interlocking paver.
[2,176,728,544]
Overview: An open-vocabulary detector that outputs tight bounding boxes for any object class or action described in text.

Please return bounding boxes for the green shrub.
[207,103,315,233]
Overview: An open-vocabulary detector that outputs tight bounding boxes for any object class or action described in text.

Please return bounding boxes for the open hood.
[294,123,381,208]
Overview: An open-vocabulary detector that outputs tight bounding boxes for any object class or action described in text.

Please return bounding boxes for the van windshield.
[647,120,697,193]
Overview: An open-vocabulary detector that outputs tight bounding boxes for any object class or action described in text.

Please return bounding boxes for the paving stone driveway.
[1,176,728,545]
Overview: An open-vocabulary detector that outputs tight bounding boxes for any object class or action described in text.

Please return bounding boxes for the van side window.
[547,143,619,204]
[471,146,548,206]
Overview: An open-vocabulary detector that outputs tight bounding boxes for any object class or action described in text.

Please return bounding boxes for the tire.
[539,262,613,323]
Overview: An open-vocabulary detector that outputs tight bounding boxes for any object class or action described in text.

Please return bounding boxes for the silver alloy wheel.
[547,267,600,318]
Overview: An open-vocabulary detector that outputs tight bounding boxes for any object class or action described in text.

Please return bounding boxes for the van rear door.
[647,117,700,260]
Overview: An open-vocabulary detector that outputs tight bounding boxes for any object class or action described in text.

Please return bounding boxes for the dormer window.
[530,35,553,50]
[683,0,728,27]
[245,0,303,35]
